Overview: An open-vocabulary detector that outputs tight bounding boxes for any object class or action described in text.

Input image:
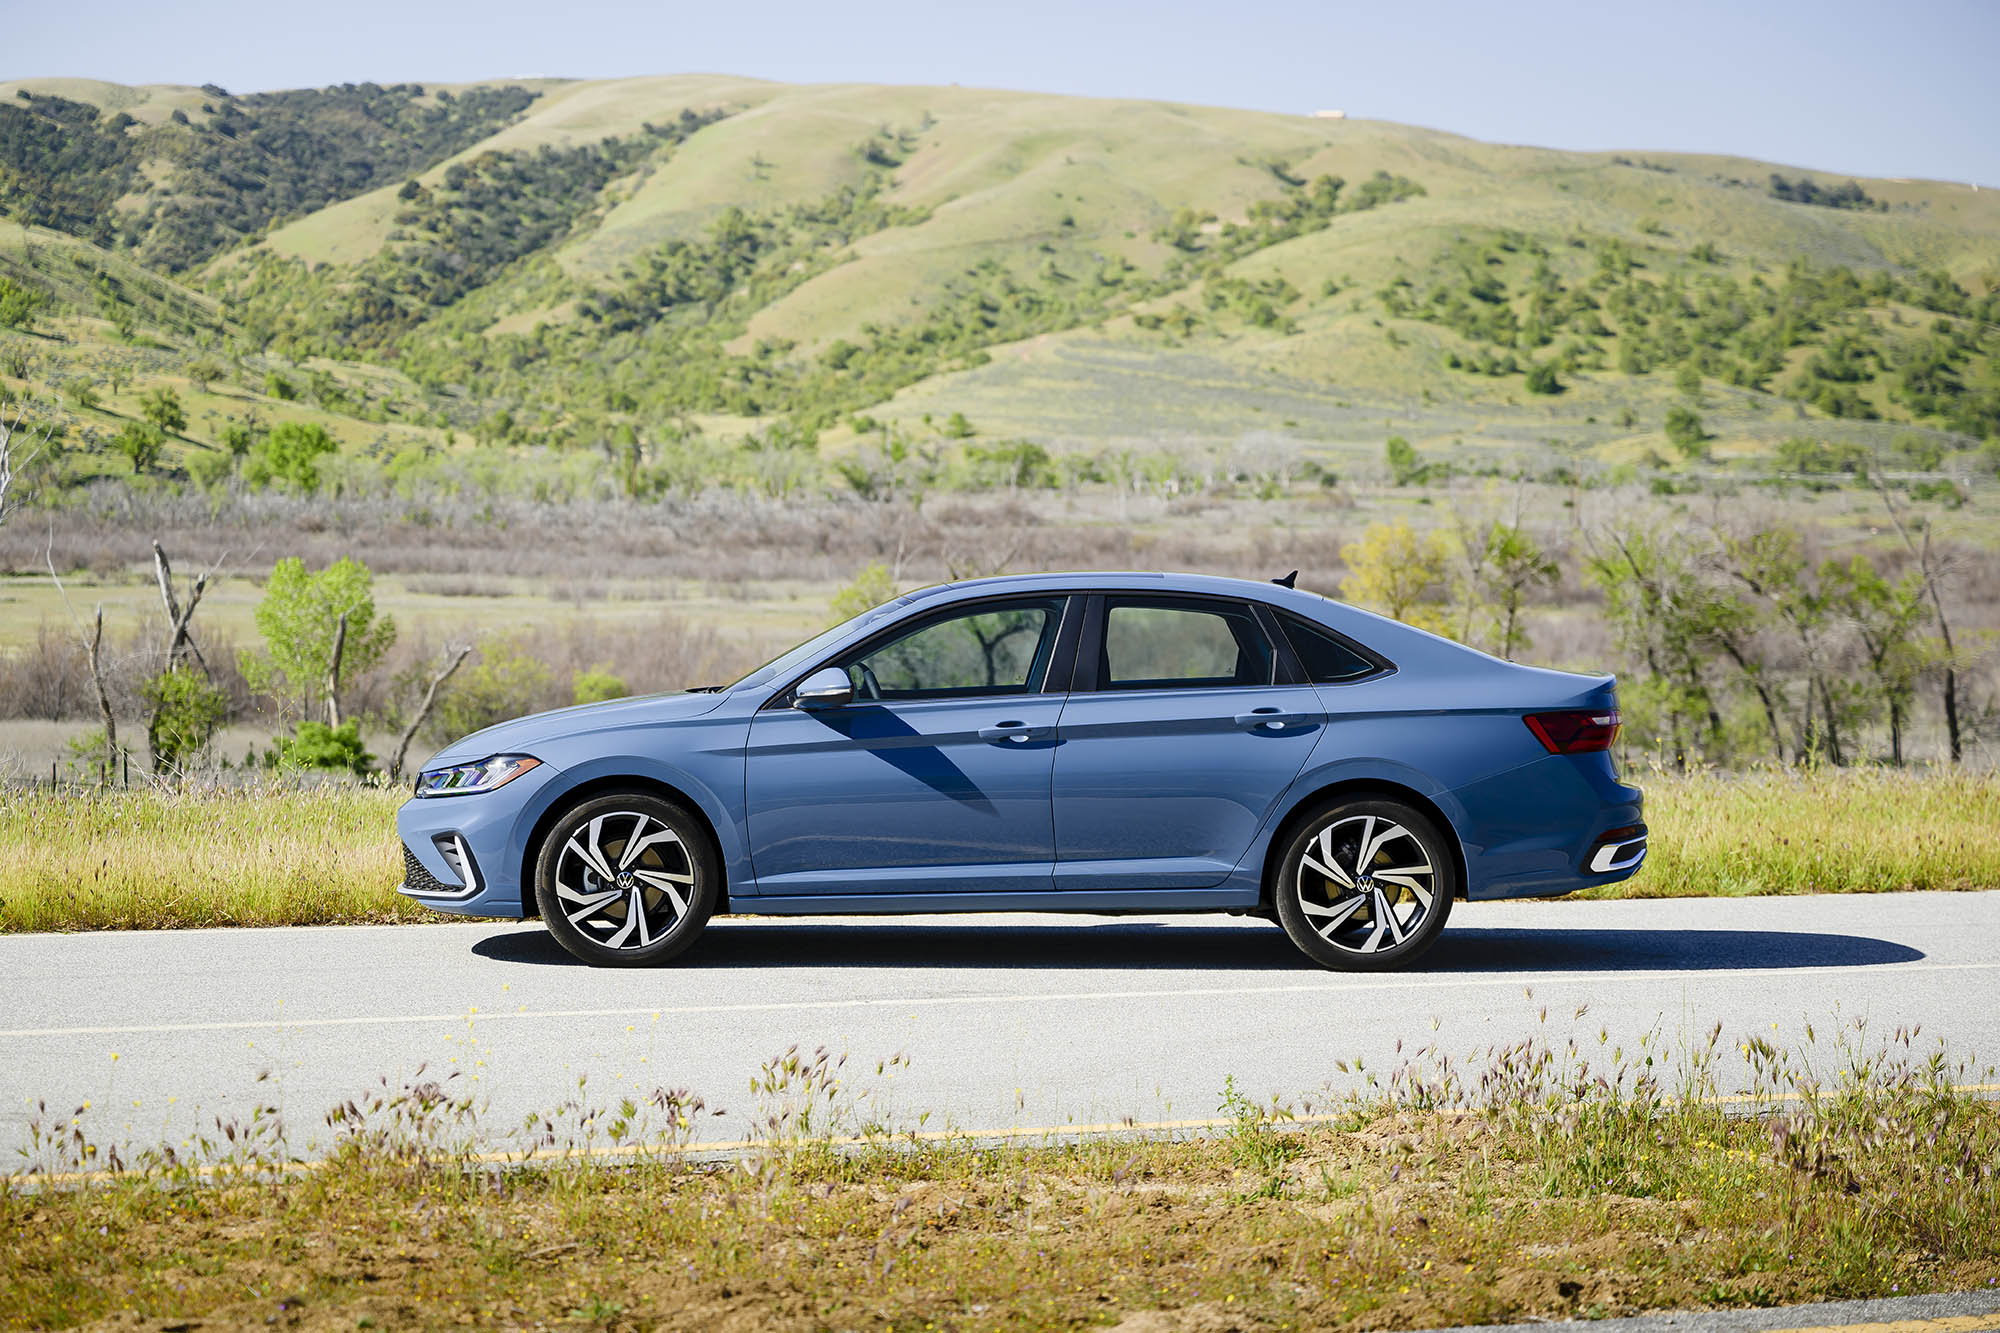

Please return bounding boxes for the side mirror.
[793,666,854,710]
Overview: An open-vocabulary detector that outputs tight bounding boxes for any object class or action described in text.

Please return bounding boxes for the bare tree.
[151,540,211,672]
[0,402,55,530]
[45,526,118,783]
[390,644,473,781]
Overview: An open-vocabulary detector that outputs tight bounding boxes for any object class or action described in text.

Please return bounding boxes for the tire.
[1273,797,1456,971]
[533,791,719,967]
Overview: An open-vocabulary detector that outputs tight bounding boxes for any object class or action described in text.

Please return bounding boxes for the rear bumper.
[1454,753,1646,900]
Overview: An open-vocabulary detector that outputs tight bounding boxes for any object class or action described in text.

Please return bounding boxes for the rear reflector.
[1525,709,1621,754]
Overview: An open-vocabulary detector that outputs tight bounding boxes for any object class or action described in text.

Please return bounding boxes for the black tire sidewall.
[1273,797,1456,971]
[533,791,719,967]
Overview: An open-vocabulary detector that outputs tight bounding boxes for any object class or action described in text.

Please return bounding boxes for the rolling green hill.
[1,74,1996,497]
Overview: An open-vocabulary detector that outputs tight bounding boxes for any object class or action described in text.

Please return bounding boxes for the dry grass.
[0,768,1994,934]
[2,1019,1994,1330]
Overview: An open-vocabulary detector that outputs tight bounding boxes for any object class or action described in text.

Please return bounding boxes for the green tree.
[1341,519,1451,635]
[1383,436,1428,486]
[242,421,337,493]
[1524,361,1563,395]
[1456,521,1559,660]
[1820,554,1928,764]
[1674,364,1702,398]
[186,359,226,392]
[139,386,186,434]
[942,411,976,439]
[0,275,47,330]
[141,664,228,775]
[112,421,164,473]
[1665,406,1709,460]
[248,556,396,722]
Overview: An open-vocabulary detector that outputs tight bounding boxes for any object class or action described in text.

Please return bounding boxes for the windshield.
[727,596,913,693]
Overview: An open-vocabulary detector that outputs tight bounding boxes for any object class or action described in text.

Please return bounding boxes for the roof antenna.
[1272,570,1298,589]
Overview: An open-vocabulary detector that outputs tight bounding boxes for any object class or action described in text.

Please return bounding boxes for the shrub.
[431,638,553,740]
[112,421,165,473]
[572,666,628,706]
[270,720,375,775]
[242,421,337,493]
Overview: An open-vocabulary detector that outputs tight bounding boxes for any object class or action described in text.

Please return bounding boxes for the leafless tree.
[390,643,473,781]
[0,402,55,530]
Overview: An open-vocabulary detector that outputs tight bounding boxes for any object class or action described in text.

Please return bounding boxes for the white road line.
[4,959,1995,1041]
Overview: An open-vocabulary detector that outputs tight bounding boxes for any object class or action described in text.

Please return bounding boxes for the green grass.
[4,1017,1994,1329]
[2,767,1993,934]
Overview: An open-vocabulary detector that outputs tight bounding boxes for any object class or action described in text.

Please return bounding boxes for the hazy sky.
[10,0,1998,185]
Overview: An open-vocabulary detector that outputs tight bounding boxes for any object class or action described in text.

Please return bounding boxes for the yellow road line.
[1770,1315,2000,1333]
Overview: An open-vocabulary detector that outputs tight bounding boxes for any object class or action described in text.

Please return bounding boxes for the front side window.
[841,598,1065,700]
[1100,599,1275,690]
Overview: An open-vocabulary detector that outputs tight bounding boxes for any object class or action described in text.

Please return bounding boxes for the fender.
[509,748,754,908]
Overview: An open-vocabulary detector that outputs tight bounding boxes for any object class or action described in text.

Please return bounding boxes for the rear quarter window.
[1277,611,1385,684]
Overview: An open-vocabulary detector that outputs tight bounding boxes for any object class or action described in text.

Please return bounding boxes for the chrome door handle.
[979,722,1046,744]
[1233,709,1319,731]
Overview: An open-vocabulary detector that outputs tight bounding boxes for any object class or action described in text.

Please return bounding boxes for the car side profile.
[396,571,1646,969]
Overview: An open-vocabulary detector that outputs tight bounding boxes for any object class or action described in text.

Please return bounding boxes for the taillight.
[1525,709,1621,754]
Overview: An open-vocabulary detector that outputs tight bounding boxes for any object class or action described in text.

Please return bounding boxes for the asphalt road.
[3,891,1997,1164]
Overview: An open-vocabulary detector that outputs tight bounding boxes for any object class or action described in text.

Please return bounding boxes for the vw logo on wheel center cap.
[615,870,636,890]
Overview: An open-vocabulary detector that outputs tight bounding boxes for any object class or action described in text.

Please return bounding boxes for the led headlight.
[415,754,541,797]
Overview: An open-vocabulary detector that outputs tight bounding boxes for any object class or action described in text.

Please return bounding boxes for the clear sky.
[9,0,1998,186]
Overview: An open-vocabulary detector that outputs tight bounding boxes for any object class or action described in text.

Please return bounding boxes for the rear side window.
[1101,600,1276,690]
[1277,611,1383,684]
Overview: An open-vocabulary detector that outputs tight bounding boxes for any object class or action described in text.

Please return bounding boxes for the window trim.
[763,593,1083,709]
[1073,593,1297,694]
[1266,607,1397,686]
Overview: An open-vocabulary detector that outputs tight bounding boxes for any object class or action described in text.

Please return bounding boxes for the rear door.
[1050,595,1325,889]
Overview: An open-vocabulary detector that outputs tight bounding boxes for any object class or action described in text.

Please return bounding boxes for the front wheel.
[1273,798,1455,971]
[533,792,718,967]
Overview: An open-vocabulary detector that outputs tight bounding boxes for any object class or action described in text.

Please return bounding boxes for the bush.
[431,638,553,740]
[829,562,898,625]
[572,666,628,706]
[139,386,186,434]
[1524,361,1563,395]
[112,421,165,473]
[270,720,375,775]
[1665,406,1709,460]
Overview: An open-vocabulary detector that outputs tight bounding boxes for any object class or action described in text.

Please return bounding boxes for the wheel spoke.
[632,867,694,888]
[1357,819,1401,873]
[630,886,652,947]
[619,822,682,870]
[1313,826,1356,887]
[1301,894,1365,939]
[569,818,618,882]
[1376,887,1406,945]
[560,887,621,925]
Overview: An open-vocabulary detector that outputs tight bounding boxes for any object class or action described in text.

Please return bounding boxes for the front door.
[1051,595,1323,888]
[745,595,1073,898]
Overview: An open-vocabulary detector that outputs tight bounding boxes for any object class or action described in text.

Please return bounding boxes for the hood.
[419,690,729,771]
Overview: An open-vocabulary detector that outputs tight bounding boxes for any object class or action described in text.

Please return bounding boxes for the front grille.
[401,843,454,897]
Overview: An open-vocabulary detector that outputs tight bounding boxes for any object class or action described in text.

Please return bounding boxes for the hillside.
[1,74,1996,499]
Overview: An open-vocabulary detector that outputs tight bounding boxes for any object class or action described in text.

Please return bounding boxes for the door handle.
[1233,708,1320,732]
[979,722,1048,744]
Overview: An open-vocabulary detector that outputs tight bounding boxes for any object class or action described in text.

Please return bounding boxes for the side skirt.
[733,888,1261,916]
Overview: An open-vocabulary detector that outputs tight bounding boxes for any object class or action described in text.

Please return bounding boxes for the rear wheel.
[1274,797,1455,971]
[533,792,718,967]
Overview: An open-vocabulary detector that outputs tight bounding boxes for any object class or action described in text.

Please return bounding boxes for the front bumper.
[394,761,558,918]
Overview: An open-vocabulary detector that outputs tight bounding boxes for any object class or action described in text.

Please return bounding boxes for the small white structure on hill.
[1313,109,1347,119]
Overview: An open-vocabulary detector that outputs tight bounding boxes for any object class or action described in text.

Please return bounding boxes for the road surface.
[2,892,1995,1163]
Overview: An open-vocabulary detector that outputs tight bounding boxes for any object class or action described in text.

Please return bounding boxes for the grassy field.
[1,767,1994,933]
[3,1018,1994,1329]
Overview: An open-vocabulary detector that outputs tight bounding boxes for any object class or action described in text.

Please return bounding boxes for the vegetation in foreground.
[3,1019,1994,1330]
[1,766,1996,933]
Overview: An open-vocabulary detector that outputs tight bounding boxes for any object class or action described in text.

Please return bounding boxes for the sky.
[9,0,1999,185]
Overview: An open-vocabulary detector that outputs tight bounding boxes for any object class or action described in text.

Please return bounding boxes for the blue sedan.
[397,571,1646,969]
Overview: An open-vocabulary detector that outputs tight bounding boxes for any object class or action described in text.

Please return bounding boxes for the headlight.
[415,754,541,797]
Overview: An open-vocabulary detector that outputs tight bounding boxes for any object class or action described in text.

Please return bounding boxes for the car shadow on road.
[471,921,1924,972]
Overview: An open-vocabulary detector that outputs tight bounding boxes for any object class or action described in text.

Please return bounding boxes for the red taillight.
[1525,709,1621,754]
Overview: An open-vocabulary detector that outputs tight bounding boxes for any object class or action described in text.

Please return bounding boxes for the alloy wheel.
[1292,813,1439,955]
[552,810,697,951]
